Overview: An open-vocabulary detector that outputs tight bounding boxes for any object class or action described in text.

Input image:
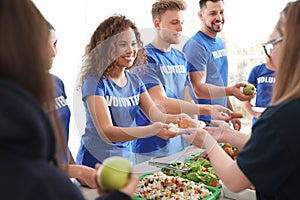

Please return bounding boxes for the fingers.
[231,119,241,131]
[181,128,206,148]
[95,163,101,170]
[120,173,140,197]
[235,82,247,88]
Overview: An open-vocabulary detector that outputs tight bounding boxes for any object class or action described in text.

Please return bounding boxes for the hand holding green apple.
[97,156,132,191]
[243,83,256,95]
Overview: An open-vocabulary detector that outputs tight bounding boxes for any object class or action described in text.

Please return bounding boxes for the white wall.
[32,0,292,156]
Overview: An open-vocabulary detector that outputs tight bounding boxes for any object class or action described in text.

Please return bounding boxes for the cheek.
[271,46,281,69]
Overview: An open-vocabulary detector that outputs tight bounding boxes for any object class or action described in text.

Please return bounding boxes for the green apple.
[243,83,256,95]
[97,156,132,191]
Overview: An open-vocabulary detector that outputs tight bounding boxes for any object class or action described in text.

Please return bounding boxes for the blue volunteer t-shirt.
[76,71,146,167]
[132,43,192,156]
[247,63,275,125]
[183,31,228,122]
[52,74,71,164]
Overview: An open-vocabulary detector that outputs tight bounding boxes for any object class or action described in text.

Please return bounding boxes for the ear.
[198,11,204,21]
[153,18,160,28]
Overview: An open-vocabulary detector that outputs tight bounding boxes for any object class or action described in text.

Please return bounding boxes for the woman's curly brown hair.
[79,14,147,87]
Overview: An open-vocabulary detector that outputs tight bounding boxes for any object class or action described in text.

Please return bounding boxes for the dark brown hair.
[0,0,66,165]
[199,0,224,10]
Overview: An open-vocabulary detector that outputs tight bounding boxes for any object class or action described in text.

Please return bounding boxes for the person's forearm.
[194,83,227,100]
[243,101,256,117]
[208,143,251,192]
[155,96,201,115]
[224,131,250,149]
[99,125,165,142]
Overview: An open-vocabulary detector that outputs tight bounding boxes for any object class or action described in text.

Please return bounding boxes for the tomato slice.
[209,179,218,187]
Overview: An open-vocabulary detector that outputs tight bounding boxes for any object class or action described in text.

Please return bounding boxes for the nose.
[49,45,57,58]
[215,13,223,22]
[126,44,137,53]
[177,23,183,32]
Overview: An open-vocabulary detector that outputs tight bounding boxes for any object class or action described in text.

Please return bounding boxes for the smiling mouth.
[214,20,224,25]
[122,55,134,61]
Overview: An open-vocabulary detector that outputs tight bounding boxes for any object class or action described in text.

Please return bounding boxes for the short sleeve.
[183,39,208,72]
[139,56,162,89]
[247,65,259,85]
[82,76,104,100]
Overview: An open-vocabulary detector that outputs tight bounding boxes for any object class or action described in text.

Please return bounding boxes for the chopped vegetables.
[161,159,219,187]
[135,172,212,200]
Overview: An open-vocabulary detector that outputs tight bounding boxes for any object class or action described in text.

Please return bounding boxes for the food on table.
[221,143,239,160]
[193,144,239,160]
[190,145,256,191]
[135,172,212,200]
[161,159,219,187]
[97,156,132,191]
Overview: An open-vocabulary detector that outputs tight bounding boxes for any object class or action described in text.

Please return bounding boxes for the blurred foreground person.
[183,1,300,199]
[46,21,97,189]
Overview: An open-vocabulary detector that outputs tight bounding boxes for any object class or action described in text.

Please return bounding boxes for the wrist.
[203,133,218,153]
[225,86,233,96]
[199,105,211,115]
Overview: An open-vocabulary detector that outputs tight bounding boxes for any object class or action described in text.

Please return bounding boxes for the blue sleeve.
[247,66,258,85]
[82,76,104,100]
[183,39,208,72]
[139,56,162,89]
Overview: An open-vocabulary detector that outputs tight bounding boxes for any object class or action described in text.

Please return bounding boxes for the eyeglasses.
[262,37,283,58]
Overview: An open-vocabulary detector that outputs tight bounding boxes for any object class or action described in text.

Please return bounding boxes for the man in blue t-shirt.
[132,0,232,163]
[183,0,253,130]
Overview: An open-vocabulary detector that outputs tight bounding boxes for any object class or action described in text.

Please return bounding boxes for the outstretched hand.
[210,105,232,121]
[231,83,256,101]
[204,120,235,143]
[181,128,218,153]
[153,122,178,140]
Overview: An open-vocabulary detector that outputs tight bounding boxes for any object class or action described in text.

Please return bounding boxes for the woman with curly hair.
[76,14,186,167]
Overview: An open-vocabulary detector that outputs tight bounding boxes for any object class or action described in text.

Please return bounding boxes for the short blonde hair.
[151,0,187,21]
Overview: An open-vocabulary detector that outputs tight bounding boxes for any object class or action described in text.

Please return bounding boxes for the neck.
[151,36,172,52]
[201,27,217,38]
[110,69,127,87]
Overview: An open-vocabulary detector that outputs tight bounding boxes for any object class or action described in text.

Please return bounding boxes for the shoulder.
[171,47,185,58]
[82,76,105,91]
[126,70,142,80]
[261,98,300,126]
[51,74,65,87]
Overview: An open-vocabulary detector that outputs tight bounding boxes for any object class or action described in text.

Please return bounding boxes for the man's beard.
[204,19,223,34]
